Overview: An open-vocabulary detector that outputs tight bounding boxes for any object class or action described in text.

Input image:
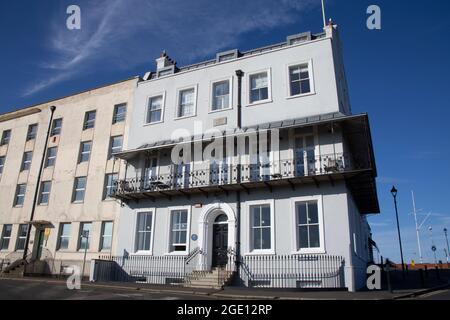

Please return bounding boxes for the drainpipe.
[235,70,243,129]
[234,70,244,279]
[22,106,56,261]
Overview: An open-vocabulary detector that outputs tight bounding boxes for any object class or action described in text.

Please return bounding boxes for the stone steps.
[184,268,234,289]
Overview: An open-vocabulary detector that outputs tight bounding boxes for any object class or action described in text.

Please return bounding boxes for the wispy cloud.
[23,0,319,96]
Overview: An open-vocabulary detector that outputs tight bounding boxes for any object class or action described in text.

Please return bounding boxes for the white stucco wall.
[0,78,138,269]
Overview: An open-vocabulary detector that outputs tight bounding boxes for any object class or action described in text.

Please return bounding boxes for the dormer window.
[287,32,312,45]
[157,65,176,77]
[216,49,240,63]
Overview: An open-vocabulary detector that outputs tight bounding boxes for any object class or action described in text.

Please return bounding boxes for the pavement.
[1,276,449,300]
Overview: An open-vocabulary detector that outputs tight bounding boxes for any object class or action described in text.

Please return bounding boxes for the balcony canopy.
[115,112,374,164]
[113,113,379,215]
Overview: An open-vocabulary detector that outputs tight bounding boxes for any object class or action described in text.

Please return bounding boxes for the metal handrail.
[114,152,371,196]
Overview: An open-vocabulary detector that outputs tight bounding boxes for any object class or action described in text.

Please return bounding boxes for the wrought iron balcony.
[113,152,373,201]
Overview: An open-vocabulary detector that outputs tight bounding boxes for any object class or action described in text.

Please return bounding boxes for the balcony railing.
[113,152,371,198]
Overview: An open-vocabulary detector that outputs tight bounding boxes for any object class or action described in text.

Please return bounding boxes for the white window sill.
[164,251,189,256]
[132,251,153,256]
[143,120,164,126]
[174,114,197,121]
[72,201,84,204]
[291,248,326,255]
[244,250,275,256]
[286,91,316,100]
[208,107,233,114]
[246,99,273,107]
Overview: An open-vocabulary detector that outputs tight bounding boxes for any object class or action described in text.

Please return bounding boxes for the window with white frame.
[249,71,269,104]
[289,63,311,96]
[72,177,86,203]
[51,118,62,136]
[212,80,230,111]
[103,173,118,199]
[109,136,123,158]
[38,181,52,205]
[26,124,38,141]
[0,224,12,251]
[250,204,272,251]
[14,184,26,207]
[112,103,127,124]
[1,130,11,146]
[45,147,57,167]
[146,95,163,123]
[78,222,92,250]
[0,156,4,175]
[177,88,196,118]
[15,224,28,251]
[57,223,71,250]
[170,209,188,252]
[78,141,92,163]
[100,221,113,251]
[21,151,33,171]
[83,111,96,130]
[295,201,321,250]
[135,212,153,252]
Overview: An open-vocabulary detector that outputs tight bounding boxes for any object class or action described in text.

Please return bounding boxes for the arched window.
[214,214,228,224]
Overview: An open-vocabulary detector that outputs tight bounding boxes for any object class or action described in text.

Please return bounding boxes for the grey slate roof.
[115,112,363,160]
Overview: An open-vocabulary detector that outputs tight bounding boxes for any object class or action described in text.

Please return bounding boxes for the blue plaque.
[191,234,198,241]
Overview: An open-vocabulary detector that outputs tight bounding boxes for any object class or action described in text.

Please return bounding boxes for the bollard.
[419,269,425,288]
[424,265,428,278]
[435,266,440,280]
[385,260,392,293]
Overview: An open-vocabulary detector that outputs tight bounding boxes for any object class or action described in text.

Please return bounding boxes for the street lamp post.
[429,227,437,265]
[391,186,405,276]
[444,228,450,264]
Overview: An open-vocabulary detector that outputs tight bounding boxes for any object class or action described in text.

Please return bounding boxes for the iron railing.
[114,152,370,196]
[239,254,345,289]
[92,251,345,289]
[95,248,203,285]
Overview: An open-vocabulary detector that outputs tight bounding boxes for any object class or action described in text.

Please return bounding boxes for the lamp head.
[390,186,398,197]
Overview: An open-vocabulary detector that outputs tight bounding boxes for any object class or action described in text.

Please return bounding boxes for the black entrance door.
[212,215,228,268]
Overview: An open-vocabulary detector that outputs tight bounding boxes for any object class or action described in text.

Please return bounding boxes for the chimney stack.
[156,50,176,71]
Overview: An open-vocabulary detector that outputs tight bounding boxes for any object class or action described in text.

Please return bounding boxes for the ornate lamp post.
[391,186,405,276]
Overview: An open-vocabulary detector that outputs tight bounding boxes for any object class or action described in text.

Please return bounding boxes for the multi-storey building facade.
[106,24,379,291]
[0,78,138,276]
[1,24,378,292]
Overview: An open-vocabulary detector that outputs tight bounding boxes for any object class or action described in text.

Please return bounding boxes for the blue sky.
[1,0,449,264]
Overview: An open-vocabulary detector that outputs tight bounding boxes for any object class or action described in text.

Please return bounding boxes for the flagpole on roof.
[321,0,327,28]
